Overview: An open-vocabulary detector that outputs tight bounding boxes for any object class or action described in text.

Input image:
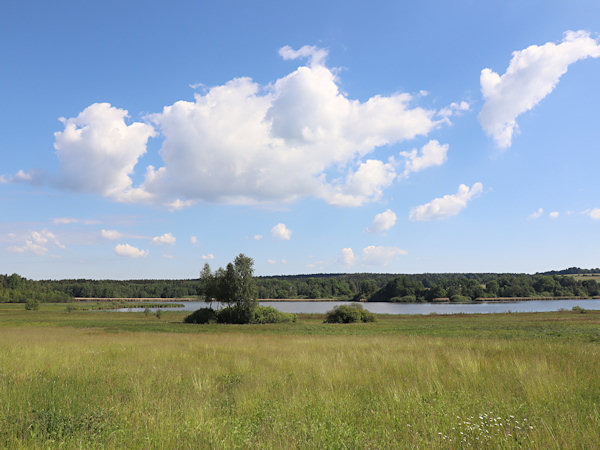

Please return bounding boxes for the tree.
[199,254,258,323]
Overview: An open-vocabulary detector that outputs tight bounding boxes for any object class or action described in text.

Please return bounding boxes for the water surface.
[114,299,600,315]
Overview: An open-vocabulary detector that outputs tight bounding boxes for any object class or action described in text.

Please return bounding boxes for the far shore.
[75,296,600,303]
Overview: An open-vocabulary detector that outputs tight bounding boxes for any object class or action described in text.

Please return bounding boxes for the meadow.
[0,303,599,448]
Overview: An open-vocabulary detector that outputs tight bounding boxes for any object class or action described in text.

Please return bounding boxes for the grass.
[0,303,599,448]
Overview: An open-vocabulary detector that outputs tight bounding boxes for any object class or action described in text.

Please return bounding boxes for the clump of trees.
[0,274,72,303]
[185,254,296,325]
[324,303,376,324]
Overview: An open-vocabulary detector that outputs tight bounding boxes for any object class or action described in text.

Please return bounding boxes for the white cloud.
[399,140,449,178]
[366,209,397,233]
[8,229,65,255]
[409,182,483,221]
[114,243,149,258]
[267,259,277,264]
[340,247,356,266]
[190,236,198,244]
[202,253,215,260]
[138,46,443,207]
[549,211,560,219]
[101,229,123,240]
[361,245,407,266]
[151,232,176,245]
[53,102,157,200]
[18,46,460,208]
[438,101,470,118]
[253,234,263,241]
[479,30,600,148]
[528,208,544,219]
[271,223,292,240]
[587,208,600,220]
[0,175,7,184]
[320,159,397,206]
[278,44,328,66]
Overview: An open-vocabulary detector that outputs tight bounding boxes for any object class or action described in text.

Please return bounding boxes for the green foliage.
[251,305,296,324]
[572,305,587,313]
[324,303,376,323]
[200,254,258,324]
[0,273,72,303]
[390,294,417,303]
[25,299,39,310]
[184,308,218,324]
[450,294,472,303]
[155,309,162,319]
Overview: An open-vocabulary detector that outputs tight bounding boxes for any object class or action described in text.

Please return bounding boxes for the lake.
[114,299,600,315]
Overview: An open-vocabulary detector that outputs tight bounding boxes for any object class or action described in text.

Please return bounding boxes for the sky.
[1,0,600,279]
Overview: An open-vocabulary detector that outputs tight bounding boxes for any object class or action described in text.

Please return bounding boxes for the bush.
[572,305,587,313]
[252,305,296,324]
[390,295,416,303]
[184,308,218,324]
[450,295,472,303]
[25,299,39,310]
[324,303,376,323]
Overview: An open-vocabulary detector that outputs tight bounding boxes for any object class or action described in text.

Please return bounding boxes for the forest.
[1,267,599,303]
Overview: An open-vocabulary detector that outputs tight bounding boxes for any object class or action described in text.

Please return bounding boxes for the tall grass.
[0,307,599,447]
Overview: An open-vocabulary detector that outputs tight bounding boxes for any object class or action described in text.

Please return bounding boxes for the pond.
[113,299,600,315]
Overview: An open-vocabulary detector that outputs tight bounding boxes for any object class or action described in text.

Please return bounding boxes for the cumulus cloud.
[101,229,123,240]
[8,229,65,255]
[399,140,449,178]
[13,46,462,208]
[479,31,600,148]
[549,211,560,219]
[528,208,544,219]
[202,253,215,260]
[253,235,263,240]
[340,247,356,266]
[271,223,292,240]
[361,245,407,266]
[151,232,176,245]
[137,46,442,207]
[409,182,483,221]
[190,236,198,244]
[53,102,157,201]
[114,243,149,258]
[366,209,397,233]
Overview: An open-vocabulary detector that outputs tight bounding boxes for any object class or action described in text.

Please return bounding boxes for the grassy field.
[1,303,599,448]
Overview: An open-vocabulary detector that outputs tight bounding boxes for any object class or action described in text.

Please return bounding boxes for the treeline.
[3,269,600,303]
[0,274,72,303]
[41,278,200,299]
[368,273,600,302]
[36,273,398,300]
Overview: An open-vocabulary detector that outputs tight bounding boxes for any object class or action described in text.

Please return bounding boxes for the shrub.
[390,295,416,303]
[324,303,376,323]
[450,294,472,303]
[155,309,163,319]
[572,305,587,313]
[184,308,218,324]
[252,305,296,324]
[25,299,39,310]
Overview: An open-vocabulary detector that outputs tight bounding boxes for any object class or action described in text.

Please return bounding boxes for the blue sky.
[1,0,600,279]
